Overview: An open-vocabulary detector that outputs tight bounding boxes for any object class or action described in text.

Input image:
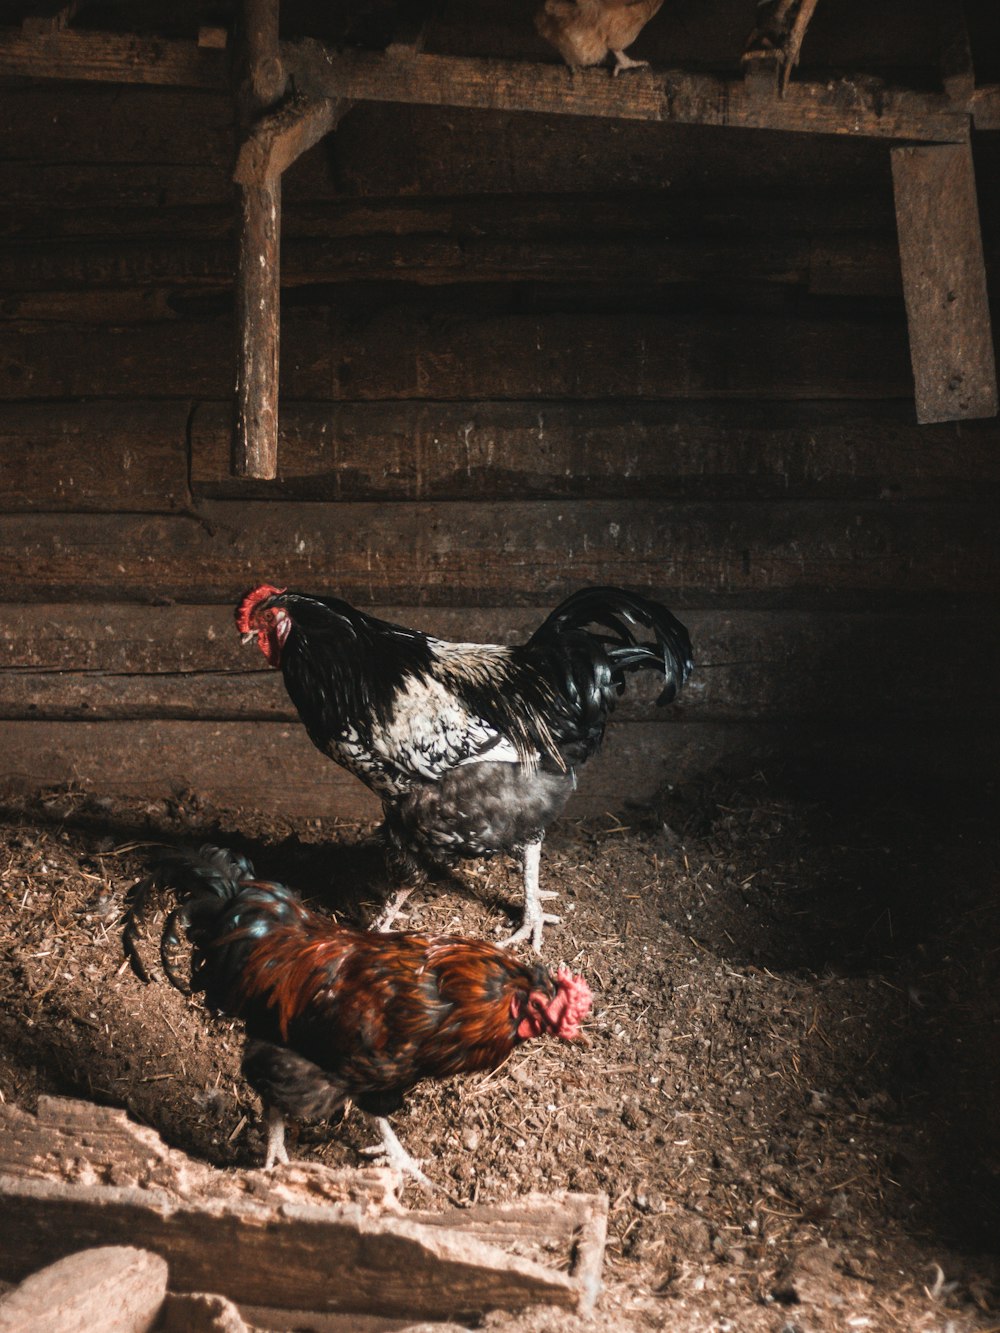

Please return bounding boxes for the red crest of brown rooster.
[236,585,693,951]
[126,845,591,1188]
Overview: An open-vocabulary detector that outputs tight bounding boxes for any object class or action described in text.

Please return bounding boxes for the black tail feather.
[531,585,694,705]
[124,844,257,985]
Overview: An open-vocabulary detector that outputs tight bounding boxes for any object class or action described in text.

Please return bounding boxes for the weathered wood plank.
[282,42,970,142]
[0,718,755,818]
[0,1098,604,1319]
[2,608,996,722]
[0,310,915,401]
[190,400,1000,502]
[15,230,991,298]
[0,27,971,141]
[0,27,227,86]
[234,95,350,186]
[0,501,995,605]
[891,141,998,423]
[0,233,812,292]
[1,715,993,816]
[0,402,190,511]
[0,601,991,674]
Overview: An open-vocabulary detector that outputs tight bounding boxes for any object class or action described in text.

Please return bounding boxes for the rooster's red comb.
[549,965,593,1040]
[235,584,286,634]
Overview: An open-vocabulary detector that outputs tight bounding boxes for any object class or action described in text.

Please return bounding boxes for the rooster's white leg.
[612,50,649,74]
[500,840,561,954]
[360,1117,436,1193]
[263,1104,290,1169]
[372,886,414,932]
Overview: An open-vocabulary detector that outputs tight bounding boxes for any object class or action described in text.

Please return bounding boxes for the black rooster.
[237,585,693,951]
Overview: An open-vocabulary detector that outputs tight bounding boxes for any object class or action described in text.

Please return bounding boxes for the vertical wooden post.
[233,0,284,479]
[891,141,998,424]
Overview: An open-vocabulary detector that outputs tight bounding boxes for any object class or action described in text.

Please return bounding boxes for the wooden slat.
[0,718,699,818]
[1,716,993,817]
[0,27,227,86]
[891,141,998,423]
[0,189,898,245]
[0,310,915,401]
[0,27,971,142]
[2,604,996,698]
[0,233,810,292]
[0,402,190,511]
[190,400,1000,502]
[16,230,987,297]
[0,499,996,606]
[6,629,997,722]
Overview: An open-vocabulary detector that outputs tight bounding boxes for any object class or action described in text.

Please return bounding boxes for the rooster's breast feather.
[349,640,566,785]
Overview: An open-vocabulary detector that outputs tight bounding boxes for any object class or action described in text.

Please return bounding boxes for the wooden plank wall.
[1,83,998,818]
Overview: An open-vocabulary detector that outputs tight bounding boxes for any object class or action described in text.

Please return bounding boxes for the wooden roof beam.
[0,27,974,142]
[891,141,997,424]
[234,95,351,187]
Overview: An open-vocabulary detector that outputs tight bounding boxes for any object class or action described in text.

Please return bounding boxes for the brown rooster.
[535,0,665,74]
[125,845,592,1187]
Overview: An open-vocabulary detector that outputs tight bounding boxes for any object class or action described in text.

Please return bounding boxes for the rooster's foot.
[500,910,562,954]
[361,1117,436,1194]
[612,50,649,75]
[372,886,414,932]
[263,1105,291,1170]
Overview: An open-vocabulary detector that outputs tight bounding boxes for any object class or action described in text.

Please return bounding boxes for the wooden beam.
[234,94,351,186]
[232,0,284,481]
[283,40,969,142]
[0,1099,603,1320]
[891,142,998,424]
[0,27,971,142]
[0,27,226,86]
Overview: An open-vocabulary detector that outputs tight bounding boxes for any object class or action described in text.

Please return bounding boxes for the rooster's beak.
[240,632,256,646]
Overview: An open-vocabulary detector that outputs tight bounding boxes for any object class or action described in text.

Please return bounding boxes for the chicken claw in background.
[237,584,693,953]
[125,845,592,1191]
[535,0,665,75]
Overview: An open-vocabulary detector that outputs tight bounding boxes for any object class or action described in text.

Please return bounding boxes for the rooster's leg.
[500,840,561,954]
[263,1104,290,1169]
[360,1116,436,1193]
[611,50,650,74]
[372,885,414,932]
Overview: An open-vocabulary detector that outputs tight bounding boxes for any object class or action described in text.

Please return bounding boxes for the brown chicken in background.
[125,845,592,1189]
[535,0,665,74]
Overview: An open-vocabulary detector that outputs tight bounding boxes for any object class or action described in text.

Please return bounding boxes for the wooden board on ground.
[0,1097,607,1321]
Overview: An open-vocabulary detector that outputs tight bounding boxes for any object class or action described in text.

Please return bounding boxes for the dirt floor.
[0,767,998,1332]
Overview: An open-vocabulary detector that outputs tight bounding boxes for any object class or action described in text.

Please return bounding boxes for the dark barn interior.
[0,1,999,1329]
